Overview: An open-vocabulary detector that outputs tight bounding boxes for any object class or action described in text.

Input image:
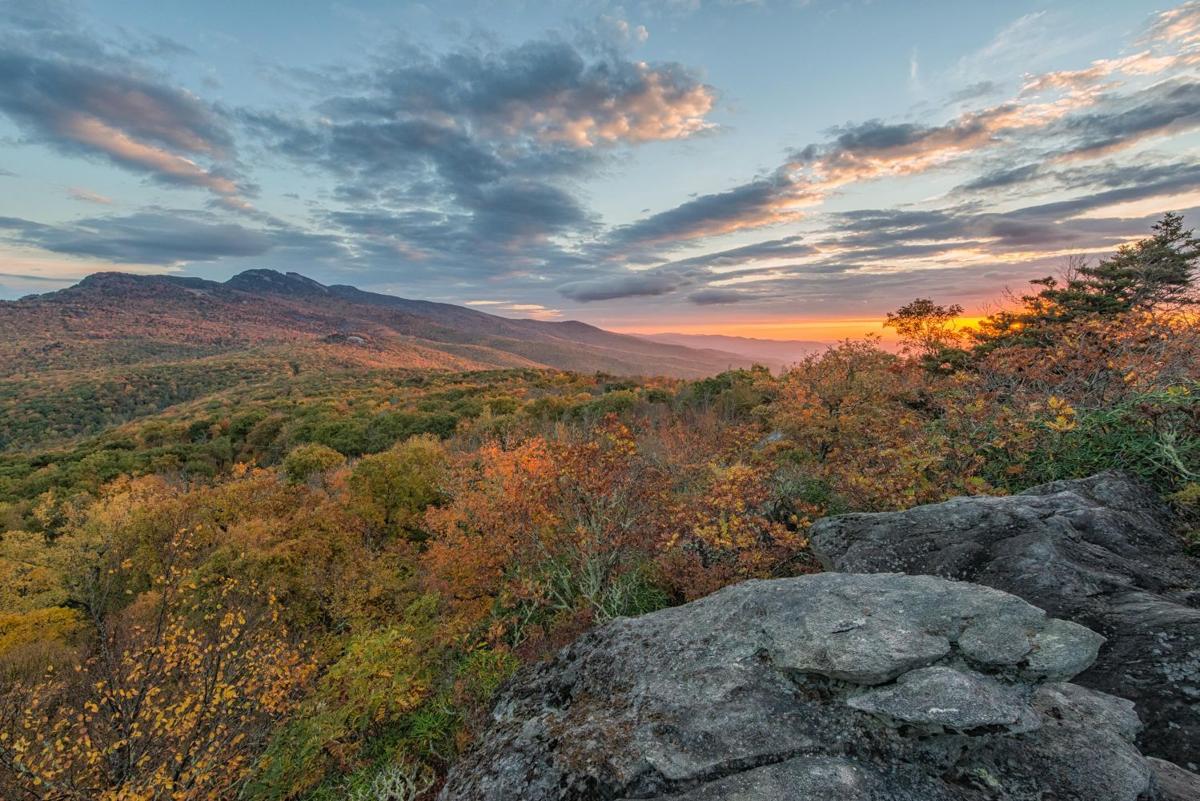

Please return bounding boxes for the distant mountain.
[0,269,754,379]
[639,332,829,368]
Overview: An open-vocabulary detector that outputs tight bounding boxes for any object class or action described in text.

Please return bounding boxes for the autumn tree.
[0,530,313,801]
[282,443,344,485]
[348,435,447,543]
[422,418,679,646]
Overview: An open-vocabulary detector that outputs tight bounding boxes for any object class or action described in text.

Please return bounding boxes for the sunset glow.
[614,317,991,344]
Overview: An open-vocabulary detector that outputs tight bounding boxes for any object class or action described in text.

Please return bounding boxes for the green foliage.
[572,388,640,420]
[1020,386,1200,489]
[247,620,438,801]
[343,761,435,801]
[283,443,345,484]
[1167,482,1200,553]
[349,436,447,541]
[0,355,295,450]
[456,648,519,705]
[1054,212,1199,316]
[973,213,1200,351]
[680,366,774,417]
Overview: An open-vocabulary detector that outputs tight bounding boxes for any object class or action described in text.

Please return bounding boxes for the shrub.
[283,442,345,485]
[349,435,447,542]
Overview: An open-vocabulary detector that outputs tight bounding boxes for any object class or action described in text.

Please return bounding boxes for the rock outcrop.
[439,573,1164,801]
[809,471,1200,770]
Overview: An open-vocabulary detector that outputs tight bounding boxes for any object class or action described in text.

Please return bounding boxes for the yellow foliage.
[0,607,82,658]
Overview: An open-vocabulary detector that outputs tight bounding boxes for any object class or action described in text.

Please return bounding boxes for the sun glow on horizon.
[611,316,987,343]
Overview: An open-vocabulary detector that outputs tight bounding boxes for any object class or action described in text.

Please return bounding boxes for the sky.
[3,0,1200,339]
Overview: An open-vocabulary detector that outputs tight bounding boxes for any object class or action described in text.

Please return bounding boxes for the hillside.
[0,270,751,379]
[0,269,752,448]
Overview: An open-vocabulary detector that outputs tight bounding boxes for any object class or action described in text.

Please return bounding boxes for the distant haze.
[639,333,829,368]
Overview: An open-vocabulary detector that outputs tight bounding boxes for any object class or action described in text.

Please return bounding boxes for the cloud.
[594,2,1200,264]
[355,39,714,149]
[607,150,1200,315]
[461,179,592,240]
[796,113,1007,181]
[67,187,114,204]
[497,302,562,319]
[946,81,1002,104]
[827,160,1200,257]
[957,163,1044,192]
[589,109,1014,258]
[950,11,1078,86]
[0,212,272,264]
[0,271,76,283]
[240,31,716,280]
[1021,52,1178,96]
[1141,1,1200,47]
[1057,80,1200,158]
[558,272,680,302]
[7,1,1200,321]
[688,287,747,304]
[660,234,817,270]
[0,4,245,207]
[604,168,811,251]
[265,3,1200,313]
[244,37,715,173]
[582,15,650,50]
[959,155,1200,198]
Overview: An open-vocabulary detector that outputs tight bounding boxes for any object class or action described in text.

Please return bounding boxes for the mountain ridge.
[2,269,755,379]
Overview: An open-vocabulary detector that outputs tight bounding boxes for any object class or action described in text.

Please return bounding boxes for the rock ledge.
[439,572,1158,801]
[810,471,1200,769]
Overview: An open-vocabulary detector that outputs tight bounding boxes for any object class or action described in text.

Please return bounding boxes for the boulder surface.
[810,471,1200,769]
[439,573,1163,801]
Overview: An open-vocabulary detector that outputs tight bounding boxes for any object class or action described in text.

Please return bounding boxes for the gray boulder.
[809,471,1200,770]
[440,573,1161,801]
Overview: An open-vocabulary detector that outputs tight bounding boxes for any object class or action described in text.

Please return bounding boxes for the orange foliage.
[424,415,809,640]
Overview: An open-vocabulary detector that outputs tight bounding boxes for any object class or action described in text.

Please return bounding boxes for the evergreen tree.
[975,213,1200,351]
[1048,212,1200,316]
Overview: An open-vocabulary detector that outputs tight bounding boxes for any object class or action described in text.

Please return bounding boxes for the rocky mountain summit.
[441,474,1200,800]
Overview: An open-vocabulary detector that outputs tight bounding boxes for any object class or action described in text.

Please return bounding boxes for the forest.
[1,214,1198,800]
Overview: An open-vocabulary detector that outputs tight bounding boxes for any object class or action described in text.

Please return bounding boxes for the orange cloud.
[500,63,716,147]
[62,113,242,203]
[1144,1,1200,47]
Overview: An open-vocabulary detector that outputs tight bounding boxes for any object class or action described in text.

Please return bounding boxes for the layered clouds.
[4,1,1200,326]
[235,31,716,288]
[0,2,247,209]
[558,1,1200,316]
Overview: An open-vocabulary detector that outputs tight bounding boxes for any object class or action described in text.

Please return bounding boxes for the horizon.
[16,266,897,342]
[3,0,1200,340]
[10,265,934,344]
